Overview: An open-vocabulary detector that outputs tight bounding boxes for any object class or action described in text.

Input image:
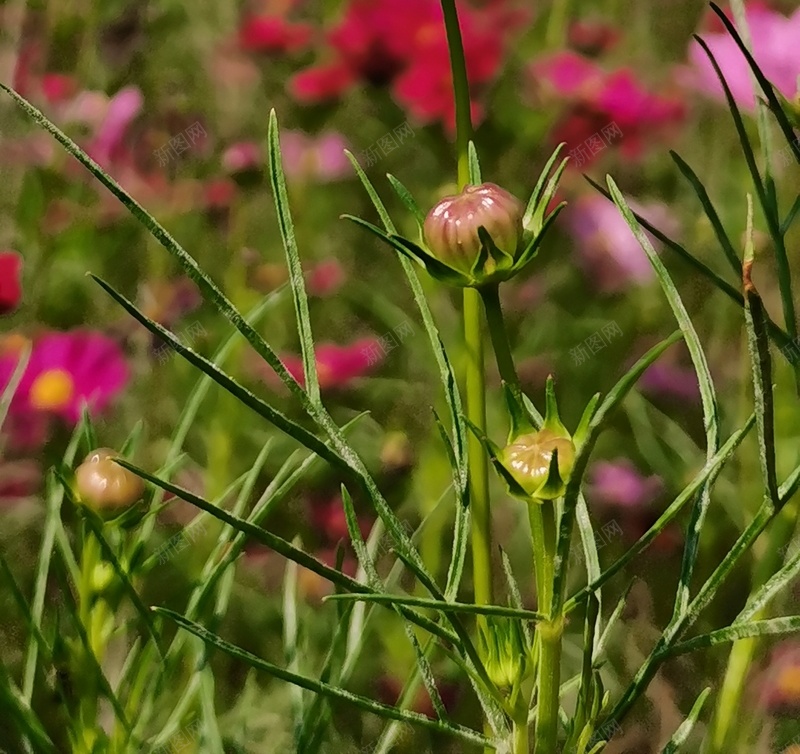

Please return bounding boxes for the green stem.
[513,713,530,754]
[465,288,493,609]
[530,502,561,753]
[482,284,522,404]
[439,0,492,608]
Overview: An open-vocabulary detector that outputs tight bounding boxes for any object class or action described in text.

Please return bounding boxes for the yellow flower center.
[776,666,800,700]
[30,369,74,411]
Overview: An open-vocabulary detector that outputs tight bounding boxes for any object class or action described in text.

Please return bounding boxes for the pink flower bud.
[423,183,524,274]
[75,448,144,511]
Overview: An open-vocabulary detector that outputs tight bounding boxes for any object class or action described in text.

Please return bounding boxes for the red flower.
[0,252,22,315]
[289,0,517,131]
[238,15,313,53]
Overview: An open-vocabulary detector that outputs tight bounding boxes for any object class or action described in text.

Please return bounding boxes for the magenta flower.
[0,331,129,424]
[563,194,678,294]
[588,459,663,509]
[687,4,800,111]
[279,130,351,183]
[276,338,383,390]
[86,86,144,168]
[640,362,700,402]
[238,15,313,54]
[0,251,23,315]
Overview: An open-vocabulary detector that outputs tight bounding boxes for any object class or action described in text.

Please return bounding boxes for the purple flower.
[588,459,663,509]
[687,4,800,111]
[564,194,678,294]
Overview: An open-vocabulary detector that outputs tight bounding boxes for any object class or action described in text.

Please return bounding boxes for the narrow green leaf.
[267,110,320,404]
[693,34,798,355]
[781,194,800,235]
[665,616,800,658]
[585,175,797,360]
[661,687,711,754]
[500,548,532,646]
[22,424,83,701]
[155,608,493,748]
[554,332,684,606]
[564,417,754,613]
[607,177,721,619]
[743,210,779,509]
[669,151,741,276]
[0,84,316,410]
[736,542,800,624]
[468,140,482,184]
[345,151,468,592]
[523,142,566,229]
[386,173,425,228]
[91,275,349,474]
[0,662,57,754]
[325,593,544,621]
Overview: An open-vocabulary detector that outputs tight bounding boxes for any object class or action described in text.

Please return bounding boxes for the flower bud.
[75,448,144,511]
[477,616,533,694]
[423,183,524,277]
[499,428,575,500]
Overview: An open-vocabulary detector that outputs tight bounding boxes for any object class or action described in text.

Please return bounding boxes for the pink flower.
[588,459,663,509]
[238,15,313,53]
[222,140,262,173]
[86,86,144,168]
[0,330,129,424]
[307,259,345,297]
[278,338,383,390]
[279,130,351,183]
[0,251,23,315]
[529,53,685,162]
[289,0,515,131]
[563,194,678,293]
[688,4,800,111]
[640,362,700,402]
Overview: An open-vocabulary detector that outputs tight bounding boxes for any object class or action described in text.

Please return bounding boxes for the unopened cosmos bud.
[75,448,144,511]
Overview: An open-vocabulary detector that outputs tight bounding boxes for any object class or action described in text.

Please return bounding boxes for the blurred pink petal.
[307,259,345,297]
[588,459,663,509]
[222,140,262,173]
[87,86,144,167]
[688,4,800,110]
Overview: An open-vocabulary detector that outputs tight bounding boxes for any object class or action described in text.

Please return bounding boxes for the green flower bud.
[478,616,533,694]
[423,182,524,281]
[499,428,576,500]
[75,448,144,512]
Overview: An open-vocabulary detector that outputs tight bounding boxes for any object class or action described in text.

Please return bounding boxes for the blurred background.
[1,0,800,751]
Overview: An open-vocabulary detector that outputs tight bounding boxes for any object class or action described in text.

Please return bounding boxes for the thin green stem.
[440,0,472,189]
[482,284,522,404]
[465,289,493,608]
[529,503,561,753]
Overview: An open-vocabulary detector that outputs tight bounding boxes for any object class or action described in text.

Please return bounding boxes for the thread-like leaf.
[660,687,711,754]
[267,111,319,404]
[607,177,721,621]
[154,608,493,748]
